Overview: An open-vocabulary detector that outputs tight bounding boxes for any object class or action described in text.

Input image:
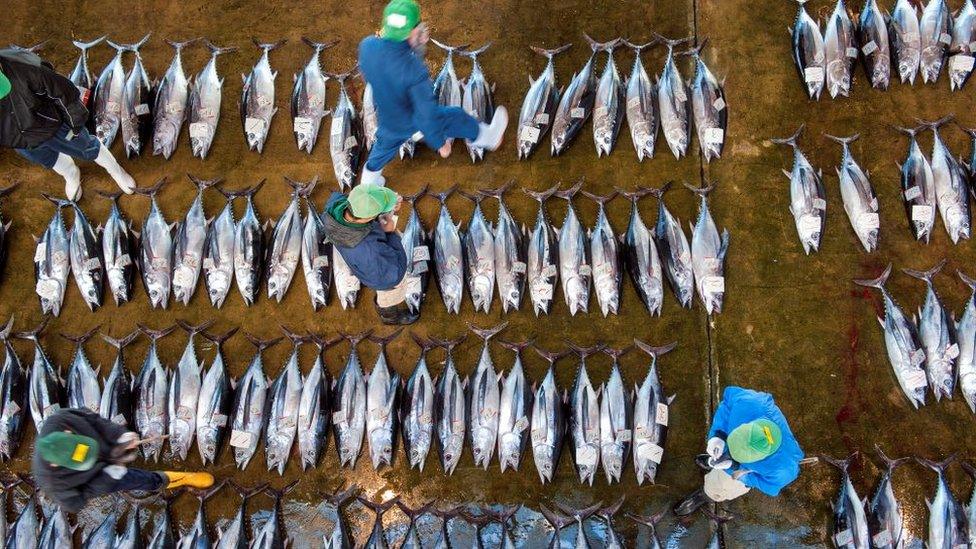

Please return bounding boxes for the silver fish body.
[467,326,503,470]
[551,42,598,155]
[168,323,207,461]
[67,201,104,311]
[298,343,330,470]
[462,44,495,162]
[328,73,363,190]
[463,196,496,313]
[64,330,101,413]
[91,42,128,147]
[632,342,676,485]
[586,194,621,317]
[138,183,174,309]
[919,0,952,83]
[531,355,565,484]
[867,449,908,549]
[658,38,691,158]
[791,1,827,99]
[134,328,170,461]
[689,45,728,162]
[828,135,879,252]
[824,0,857,97]
[432,40,466,149]
[301,198,332,311]
[195,331,233,464]
[929,120,971,243]
[152,40,192,159]
[366,338,400,470]
[100,331,137,429]
[401,343,435,471]
[569,350,601,485]
[188,41,233,159]
[599,355,631,484]
[229,340,271,469]
[400,191,432,314]
[100,193,137,304]
[332,245,361,310]
[203,194,236,308]
[688,185,730,315]
[919,457,969,549]
[949,0,976,90]
[233,183,265,306]
[120,43,154,158]
[265,337,304,474]
[497,343,532,473]
[857,0,892,89]
[591,39,625,157]
[333,337,367,468]
[34,201,71,316]
[773,127,826,254]
[362,82,378,152]
[525,186,560,316]
[25,327,64,433]
[517,44,571,160]
[241,40,282,153]
[904,261,957,401]
[652,186,694,308]
[823,456,871,549]
[436,342,466,475]
[69,36,105,108]
[625,43,659,161]
[621,191,664,315]
[894,127,937,242]
[172,177,214,305]
[433,190,465,314]
[890,0,922,84]
[0,325,26,459]
[266,180,308,302]
[557,184,591,316]
[292,38,335,154]
[490,188,527,313]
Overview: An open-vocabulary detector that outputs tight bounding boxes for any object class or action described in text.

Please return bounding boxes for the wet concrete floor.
[4,0,976,546]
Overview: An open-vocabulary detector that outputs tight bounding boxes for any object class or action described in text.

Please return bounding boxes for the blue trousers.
[365,106,480,171]
[15,124,101,168]
[111,468,165,492]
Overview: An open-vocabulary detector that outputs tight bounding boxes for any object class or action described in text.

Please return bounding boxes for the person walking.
[0,46,135,200]
[673,386,804,518]
[358,0,509,186]
[322,184,416,324]
[32,408,214,513]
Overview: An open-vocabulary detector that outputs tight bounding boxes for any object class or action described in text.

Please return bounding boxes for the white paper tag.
[952,54,975,71]
[813,198,827,210]
[135,103,150,116]
[834,529,854,547]
[212,413,228,427]
[910,349,926,367]
[579,264,592,276]
[111,413,126,425]
[82,258,101,271]
[189,122,208,139]
[512,261,527,274]
[912,204,933,222]
[294,117,313,134]
[177,405,193,420]
[202,257,216,270]
[577,445,598,466]
[413,246,430,261]
[571,107,586,119]
[704,276,725,293]
[673,84,687,102]
[904,186,921,201]
[804,66,825,83]
[638,442,665,464]
[799,215,821,234]
[904,368,928,389]
[941,32,952,45]
[534,285,554,300]
[846,47,858,58]
[332,411,346,425]
[34,242,47,262]
[229,430,253,448]
[344,135,358,150]
[330,116,344,137]
[970,41,976,51]
[857,212,880,230]
[655,403,669,426]
[872,529,892,547]
[947,343,960,359]
[862,41,878,55]
[534,112,550,125]
[520,125,541,144]
[513,416,529,433]
[615,429,632,442]
[542,264,558,278]
[704,127,724,144]
[245,117,266,136]
[117,254,132,268]
[713,96,726,111]
[312,255,330,269]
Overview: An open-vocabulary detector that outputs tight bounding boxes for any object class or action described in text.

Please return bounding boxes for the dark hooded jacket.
[322,192,407,290]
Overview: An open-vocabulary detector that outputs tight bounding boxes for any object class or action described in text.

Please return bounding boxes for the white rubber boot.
[469,105,509,151]
[93,144,136,194]
[360,167,387,187]
[51,153,82,200]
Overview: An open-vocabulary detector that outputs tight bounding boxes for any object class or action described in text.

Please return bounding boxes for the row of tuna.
[855,261,976,410]
[516,34,727,162]
[790,0,976,98]
[0,318,678,486]
[1,478,726,548]
[774,117,975,254]
[821,449,974,549]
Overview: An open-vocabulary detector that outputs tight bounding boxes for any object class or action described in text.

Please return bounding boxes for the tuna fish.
[600,347,631,484]
[64,198,104,311]
[38,506,72,548]
[461,190,496,313]
[0,183,14,280]
[651,183,694,308]
[890,0,922,84]
[267,178,313,302]
[213,482,266,549]
[116,503,143,549]
[230,335,280,469]
[772,126,826,254]
[687,183,730,315]
[557,180,592,316]
[177,482,224,548]
[250,481,298,549]
[400,187,432,314]
[100,330,138,428]
[687,40,728,162]
[820,454,870,549]
[632,340,676,485]
[893,125,937,243]
[524,184,560,316]
[517,43,572,160]
[34,197,71,316]
[468,323,506,470]
[328,70,364,189]
[6,494,38,549]
[594,498,626,548]
[622,40,659,161]
[432,186,465,314]
[497,339,533,473]
[432,506,463,548]
[134,324,174,461]
[857,0,891,89]
[173,175,217,306]
[823,0,857,98]
[825,134,879,252]
[358,496,399,549]
[539,506,573,548]
[919,0,952,83]
[917,455,968,549]
[532,347,567,484]
[550,501,603,549]
[656,34,693,158]
[432,40,467,150]
[17,320,63,432]
[618,188,664,314]
[790,0,827,99]
[188,40,236,159]
[462,43,496,162]
[233,180,266,306]
[869,446,909,549]
[69,36,105,109]
[362,81,378,153]
[152,39,196,159]
[62,326,101,413]
[241,39,285,153]
[0,319,26,459]
[135,179,174,309]
[904,260,958,401]
[84,510,119,549]
[204,186,238,308]
[398,500,436,549]
[552,36,600,155]
[298,335,335,470]
[196,328,236,465]
[949,0,976,90]
[322,485,358,549]
[627,509,666,549]
[168,319,212,461]
[434,335,467,475]
[332,243,361,310]
[300,191,332,311]
[90,40,129,146]
[854,265,927,408]
[265,327,306,474]
[959,271,976,413]
[568,343,605,485]
[402,335,436,471]
[333,331,369,468]
[583,191,621,317]
[120,35,155,158]
[366,329,402,470]
[963,461,976,548]
[97,191,137,305]
[292,37,338,154]
[590,36,625,157]
[924,116,971,243]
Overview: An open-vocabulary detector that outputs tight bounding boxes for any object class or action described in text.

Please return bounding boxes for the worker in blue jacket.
[321,184,414,324]
[674,386,804,518]
[357,0,509,186]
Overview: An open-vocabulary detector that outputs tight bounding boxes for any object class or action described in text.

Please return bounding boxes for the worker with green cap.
[357,0,510,186]
[673,386,804,518]
[322,184,414,324]
[0,46,135,200]
[31,408,215,513]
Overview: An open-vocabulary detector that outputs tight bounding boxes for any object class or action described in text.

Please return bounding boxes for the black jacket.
[31,409,128,513]
[0,48,89,149]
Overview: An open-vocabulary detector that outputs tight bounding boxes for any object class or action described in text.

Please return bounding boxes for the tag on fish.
[412,261,428,274]
[638,442,665,464]
[673,84,687,102]
[904,186,921,201]
[615,429,632,442]
[704,276,725,293]
[111,413,126,425]
[43,403,61,416]
[904,369,927,389]
[135,104,150,116]
[655,403,670,426]
[413,246,430,261]
[212,413,228,427]
[846,47,858,59]
[856,212,879,231]
[799,215,821,234]
[177,406,194,421]
[294,117,313,134]
[804,66,824,84]
[871,529,892,548]
[571,107,586,119]
[332,411,347,426]
[534,113,550,125]
[952,54,975,72]
[512,261,527,274]
[833,529,854,547]
[513,416,529,433]
[34,242,47,262]
[703,127,724,144]
[941,32,952,45]
[542,264,557,278]
[713,96,726,111]
[912,205,932,222]
[189,123,209,139]
[579,265,592,276]
[813,198,827,210]
[369,408,388,421]
[861,41,878,55]
[203,257,216,270]
[533,284,554,300]
[577,445,598,466]
[910,349,926,367]
[244,117,265,136]
[229,430,253,448]
[946,343,960,359]
[520,125,541,144]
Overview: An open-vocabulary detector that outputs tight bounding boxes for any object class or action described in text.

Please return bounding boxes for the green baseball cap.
[0,70,10,100]
[348,184,398,219]
[381,0,421,42]
[37,432,99,471]
[727,419,782,464]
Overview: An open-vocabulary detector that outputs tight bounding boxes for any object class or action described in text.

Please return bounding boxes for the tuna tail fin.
[410,332,438,354]
[853,263,893,290]
[961,461,976,479]
[770,124,805,149]
[875,444,911,472]
[823,133,860,148]
[192,479,226,503]
[326,483,360,508]
[583,33,621,52]
[402,184,429,205]
[597,496,626,520]
[72,36,106,51]
[126,33,152,53]
[278,324,310,347]
[301,36,340,52]
[430,39,470,54]
[187,174,222,193]
[60,325,102,347]
[106,40,126,53]
[340,329,374,349]
[326,66,360,84]
[430,334,468,354]
[434,184,459,204]
[539,505,572,530]
[581,189,619,207]
[479,179,516,200]
[309,333,343,352]
[243,333,284,352]
[524,183,562,203]
[488,504,521,525]
[0,316,13,341]
[357,495,401,516]
[201,327,239,347]
[229,481,268,501]
[397,499,437,520]
[555,177,586,200]
[9,40,49,53]
[499,338,534,355]
[164,38,199,52]
[916,454,957,475]
[262,480,300,504]
[94,189,124,203]
[137,323,177,342]
[651,32,694,51]
[203,39,238,56]
[457,188,487,204]
[615,186,653,203]
[634,339,678,359]
[101,330,141,350]
[646,181,673,200]
[916,114,954,132]
[953,119,976,140]
[701,506,734,524]
[41,193,72,208]
[622,38,658,53]
[461,510,491,528]
[891,124,923,140]
[532,345,570,365]
[175,319,216,337]
[369,327,405,349]
[564,341,607,359]
[902,258,947,284]
[683,180,716,197]
[461,42,492,59]
[602,345,632,364]
[530,43,573,59]
[626,507,667,528]
[679,38,709,58]
[818,452,856,472]
[133,177,168,199]
[467,321,509,344]
[554,500,603,522]
[252,37,287,52]
[14,316,49,343]
[284,175,318,197]
[959,270,976,290]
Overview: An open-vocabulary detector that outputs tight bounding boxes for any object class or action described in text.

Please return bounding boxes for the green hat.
[0,70,10,100]
[381,0,421,41]
[36,432,99,471]
[348,185,398,219]
[727,419,782,464]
